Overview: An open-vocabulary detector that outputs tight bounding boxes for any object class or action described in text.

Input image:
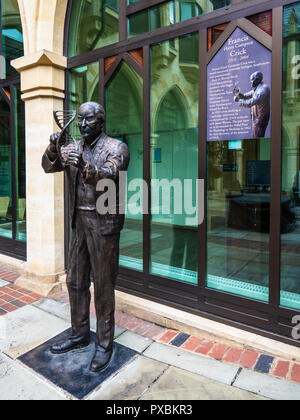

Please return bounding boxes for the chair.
[17,198,26,221]
[0,197,10,219]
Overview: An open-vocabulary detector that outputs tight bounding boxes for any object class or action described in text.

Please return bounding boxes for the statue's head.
[250,72,263,89]
[78,102,106,144]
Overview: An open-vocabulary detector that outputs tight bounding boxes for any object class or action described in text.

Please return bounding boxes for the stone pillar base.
[15,268,65,296]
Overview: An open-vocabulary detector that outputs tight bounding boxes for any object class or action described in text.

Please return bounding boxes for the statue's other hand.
[234,96,240,103]
[67,148,83,168]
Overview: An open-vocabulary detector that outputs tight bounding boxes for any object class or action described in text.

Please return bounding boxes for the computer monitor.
[246,160,271,187]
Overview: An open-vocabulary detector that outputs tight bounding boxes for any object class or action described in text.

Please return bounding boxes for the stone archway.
[17,0,68,55]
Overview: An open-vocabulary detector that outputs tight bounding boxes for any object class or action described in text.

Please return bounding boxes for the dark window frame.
[0,0,26,260]
[65,0,300,347]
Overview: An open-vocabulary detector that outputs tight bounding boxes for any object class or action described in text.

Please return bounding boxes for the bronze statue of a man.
[42,102,130,372]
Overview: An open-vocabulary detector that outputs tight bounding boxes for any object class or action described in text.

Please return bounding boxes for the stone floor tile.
[233,368,300,400]
[143,342,239,385]
[33,298,71,322]
[0,305,69,359]
[140,366,266,400]
[0,353,67,400]
[115,330,153,353]
[87,356,167,400]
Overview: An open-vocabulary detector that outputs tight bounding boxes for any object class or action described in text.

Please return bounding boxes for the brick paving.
[0,270,43,314]
[1,267,300,387]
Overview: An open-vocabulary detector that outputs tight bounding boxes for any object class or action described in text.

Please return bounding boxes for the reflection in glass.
[150,33,199,285]
[207,138,271,301]
[68,62,99,141]
[68,0,119,57]
[106,62,143,271]
[14,85,26,242]
[1,0,23,79]
[0,91,12,239]
[281,3,300,310]
[129,0,233,37]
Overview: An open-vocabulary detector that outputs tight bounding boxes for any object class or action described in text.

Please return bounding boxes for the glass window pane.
[281,3,300,310]
[14,85,26,242]
[68,0,119,57]
[106,62,143,271]
[207,139,270,302]
[150,33,199,285]
[1,0,24,79]
[0,91,12,239]
[68,62,99,141]
[129,0,239,37]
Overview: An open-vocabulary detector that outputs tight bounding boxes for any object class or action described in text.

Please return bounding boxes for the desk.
[227,193,296,233]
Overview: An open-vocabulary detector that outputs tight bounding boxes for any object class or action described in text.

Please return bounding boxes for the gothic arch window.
[68,0,119,57]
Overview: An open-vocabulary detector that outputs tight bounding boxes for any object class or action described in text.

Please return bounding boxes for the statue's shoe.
[90,347,113,372]
[50,337,90,354]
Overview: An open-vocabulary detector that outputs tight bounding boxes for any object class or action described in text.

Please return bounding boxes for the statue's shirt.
[75,135,104,212]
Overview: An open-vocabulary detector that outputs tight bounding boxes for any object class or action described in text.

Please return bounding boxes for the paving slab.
[0,305,69,359]
[233,368,300,400]
[115,330,153,353]
[32,298,71,322]
[143,342,239,385]
[0,353,67,400]
[88,355,167,400]
[33,298,126,338]
[140,366,266,400]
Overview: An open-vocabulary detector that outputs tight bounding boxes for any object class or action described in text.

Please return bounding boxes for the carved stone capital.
[11,50,67,101]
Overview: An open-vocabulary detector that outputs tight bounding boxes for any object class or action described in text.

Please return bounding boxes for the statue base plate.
[18,328,137,399]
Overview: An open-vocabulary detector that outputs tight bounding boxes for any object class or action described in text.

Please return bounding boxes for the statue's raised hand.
[48,132,61,154]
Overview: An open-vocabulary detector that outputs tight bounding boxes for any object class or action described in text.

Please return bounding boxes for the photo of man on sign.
[233,71,271,138]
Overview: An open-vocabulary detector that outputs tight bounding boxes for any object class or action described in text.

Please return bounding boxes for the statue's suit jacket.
[42,133,130,236]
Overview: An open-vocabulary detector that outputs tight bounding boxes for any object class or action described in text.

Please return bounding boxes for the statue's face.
[250,72,263,89]
[78,103,103,144]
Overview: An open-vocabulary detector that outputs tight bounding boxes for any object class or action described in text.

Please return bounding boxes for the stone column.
[11,50,67,295]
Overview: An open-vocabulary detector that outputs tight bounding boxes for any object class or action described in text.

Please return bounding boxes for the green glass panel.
[14,85,26,242]
[68,0,119,57]
[106,62,143,271]
[1,0,24,79]
[280,3,300,310]
[206,138,271,302]
[150,33,199,285]
[0,91,12,239]
[129,0,235,37]
[68,62,99,142]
